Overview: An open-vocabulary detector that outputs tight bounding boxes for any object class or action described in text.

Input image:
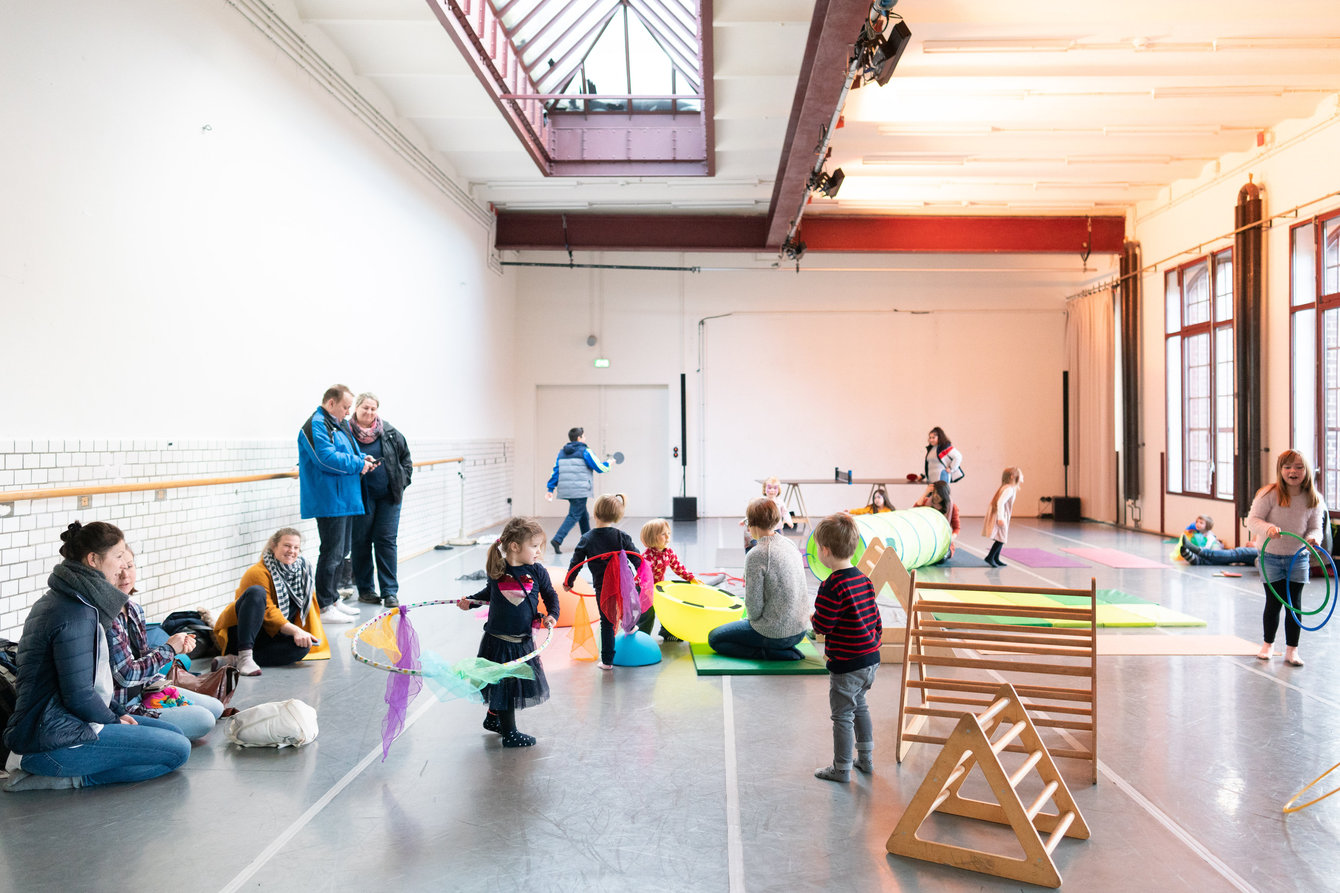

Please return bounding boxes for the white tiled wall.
[0,438,513,640]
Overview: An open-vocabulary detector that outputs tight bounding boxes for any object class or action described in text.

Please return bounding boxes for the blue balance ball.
[612,630,662,667]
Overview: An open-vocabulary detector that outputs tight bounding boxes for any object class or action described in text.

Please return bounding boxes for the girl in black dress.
[459,517,559,747]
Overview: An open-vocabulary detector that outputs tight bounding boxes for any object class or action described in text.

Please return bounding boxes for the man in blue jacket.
[299,384,375,624]
[545,426,609,554]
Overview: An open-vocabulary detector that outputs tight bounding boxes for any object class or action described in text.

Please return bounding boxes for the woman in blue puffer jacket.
[2,521,191,791]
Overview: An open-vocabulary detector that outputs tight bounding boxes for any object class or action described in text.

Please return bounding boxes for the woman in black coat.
[3,521,190,791]
[348,392,413,608]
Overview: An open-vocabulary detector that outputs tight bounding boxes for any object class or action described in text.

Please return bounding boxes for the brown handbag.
[166,663,240,706]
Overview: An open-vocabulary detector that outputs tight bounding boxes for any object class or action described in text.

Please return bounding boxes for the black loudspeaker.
[1052,497,1081,522]
[673,497,698,522]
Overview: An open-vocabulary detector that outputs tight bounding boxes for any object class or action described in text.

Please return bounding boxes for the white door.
[535,385,671,517]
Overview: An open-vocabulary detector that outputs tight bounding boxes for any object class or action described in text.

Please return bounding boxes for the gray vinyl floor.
[3,516,1339,892]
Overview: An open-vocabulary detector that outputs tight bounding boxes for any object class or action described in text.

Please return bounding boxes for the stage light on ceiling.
[815,168,845,198]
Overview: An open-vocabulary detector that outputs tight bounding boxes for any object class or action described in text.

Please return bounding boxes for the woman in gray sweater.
[708,498,808,661]
[1245,450,1327,667]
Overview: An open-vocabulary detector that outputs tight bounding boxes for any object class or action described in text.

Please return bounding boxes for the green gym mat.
[928,588,1206,629]
[690,639,828,676]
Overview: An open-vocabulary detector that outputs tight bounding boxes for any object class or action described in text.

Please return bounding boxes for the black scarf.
[49,559,128,632]
[263,552,313,621]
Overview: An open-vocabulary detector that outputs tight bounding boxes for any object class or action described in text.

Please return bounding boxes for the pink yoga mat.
[1060,547,1169,569]
[1002,548,1090,568]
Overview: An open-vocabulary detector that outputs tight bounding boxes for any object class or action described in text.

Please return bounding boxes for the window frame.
[1165,248,1235,500]
[1291,209,1340,514]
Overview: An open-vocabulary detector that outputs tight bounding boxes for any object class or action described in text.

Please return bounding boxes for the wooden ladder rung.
[990,720,1027,755]
[978,696,1011,726]
[1044,810,1077,854]
[1024,780,1059,819]
[1007,750,1043,788]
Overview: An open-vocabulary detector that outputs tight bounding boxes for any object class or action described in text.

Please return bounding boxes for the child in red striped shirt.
[810,512,883,783]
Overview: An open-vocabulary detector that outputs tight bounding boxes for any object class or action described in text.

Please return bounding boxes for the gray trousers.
[829,663,878,768]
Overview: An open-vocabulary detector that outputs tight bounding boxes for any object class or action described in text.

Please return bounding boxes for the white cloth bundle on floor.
[226,699,319,748]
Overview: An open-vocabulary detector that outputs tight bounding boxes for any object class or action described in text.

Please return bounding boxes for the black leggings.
[1262,579,1306,648]
[226,585,312,665]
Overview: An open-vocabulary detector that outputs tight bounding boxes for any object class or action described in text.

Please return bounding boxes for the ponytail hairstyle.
[59,520,126,564]
[486,517,548,579]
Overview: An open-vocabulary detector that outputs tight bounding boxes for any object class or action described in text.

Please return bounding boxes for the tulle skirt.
[477,633,549,711]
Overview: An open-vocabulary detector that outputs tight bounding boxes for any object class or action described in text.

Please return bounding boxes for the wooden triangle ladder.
[885,682,1089,888]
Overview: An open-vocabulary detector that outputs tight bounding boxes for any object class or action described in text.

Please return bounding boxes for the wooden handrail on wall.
[0,456,465,505]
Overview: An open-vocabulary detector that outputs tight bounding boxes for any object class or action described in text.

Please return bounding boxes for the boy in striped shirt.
[810,512,883,783]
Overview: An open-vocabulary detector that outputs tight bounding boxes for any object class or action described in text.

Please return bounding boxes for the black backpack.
[159,611,220,659]
[0,638,19,764]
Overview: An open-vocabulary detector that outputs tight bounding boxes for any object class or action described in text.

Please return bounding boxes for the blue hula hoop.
[1282,544,1339,632]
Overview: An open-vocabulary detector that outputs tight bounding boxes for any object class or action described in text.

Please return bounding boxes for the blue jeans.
[830,664,878,768]
[707,621,805,661]
[352,496,402,599]
[136,690,225,741]
[20,716,191,786]
[1187,546,1259,566]
[315,515,352,609]
[554,498,590,546]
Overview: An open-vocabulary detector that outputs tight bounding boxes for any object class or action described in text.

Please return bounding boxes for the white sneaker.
[333,600,360,616]
[320,605,354,624]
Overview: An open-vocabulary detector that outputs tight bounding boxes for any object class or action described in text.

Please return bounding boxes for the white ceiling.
[288,0,1340,217]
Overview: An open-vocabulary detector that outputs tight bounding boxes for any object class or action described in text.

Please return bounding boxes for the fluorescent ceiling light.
[1214,37,1340,51]
[863,154,969,165]
[1066,154,1178,165]
[1153,85,1285,98]
[922,38,1076,53]
[1102,124,1227,136]
[877,124,994,137]
[668,200,761,209]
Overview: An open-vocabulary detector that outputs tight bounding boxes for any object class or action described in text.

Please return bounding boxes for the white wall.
[512,252,1101,521]
[1132,97,1340,539]
[0,0,516,636]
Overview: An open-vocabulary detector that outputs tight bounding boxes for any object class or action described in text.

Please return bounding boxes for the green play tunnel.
[806,506,952,580]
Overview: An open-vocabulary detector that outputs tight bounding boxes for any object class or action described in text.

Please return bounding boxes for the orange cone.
[569,596,599,661]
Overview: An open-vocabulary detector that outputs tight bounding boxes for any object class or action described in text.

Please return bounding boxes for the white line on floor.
[1234,659,1340,711]
[976,663,1259,892]
[721,676,746,893]
[1098,760,1260,893]
[217,695,438,893]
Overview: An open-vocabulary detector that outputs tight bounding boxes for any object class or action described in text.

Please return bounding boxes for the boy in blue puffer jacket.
[544,426,609,553]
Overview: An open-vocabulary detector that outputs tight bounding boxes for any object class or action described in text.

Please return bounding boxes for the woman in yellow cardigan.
[213,528,328,676]
[849,486,894,515]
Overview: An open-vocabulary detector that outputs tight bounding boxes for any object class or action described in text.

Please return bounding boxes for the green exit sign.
[594,358,610,368]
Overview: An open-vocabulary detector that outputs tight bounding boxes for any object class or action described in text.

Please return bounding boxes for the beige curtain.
[1064,290,1116,522]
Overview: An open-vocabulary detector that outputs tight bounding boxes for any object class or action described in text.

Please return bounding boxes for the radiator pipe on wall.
[1233,178,1265,519]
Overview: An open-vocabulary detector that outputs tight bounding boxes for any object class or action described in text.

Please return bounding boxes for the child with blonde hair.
[458,517,559,747]
[564,494,643,669]
[982,467,1023,568]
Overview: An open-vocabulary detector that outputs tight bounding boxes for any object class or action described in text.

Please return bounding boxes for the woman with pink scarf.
[349,392,413,608]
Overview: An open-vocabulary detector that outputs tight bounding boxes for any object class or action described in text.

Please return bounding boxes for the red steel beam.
[495,213,769,251]
[799,215,1127,254]
[763,0,872,250]
[495,213,1125,253]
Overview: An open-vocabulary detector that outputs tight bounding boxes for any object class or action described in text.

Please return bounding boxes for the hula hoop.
[1284,760,1340,813]
[350,599,555,676]
[1258,532,1337,631]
